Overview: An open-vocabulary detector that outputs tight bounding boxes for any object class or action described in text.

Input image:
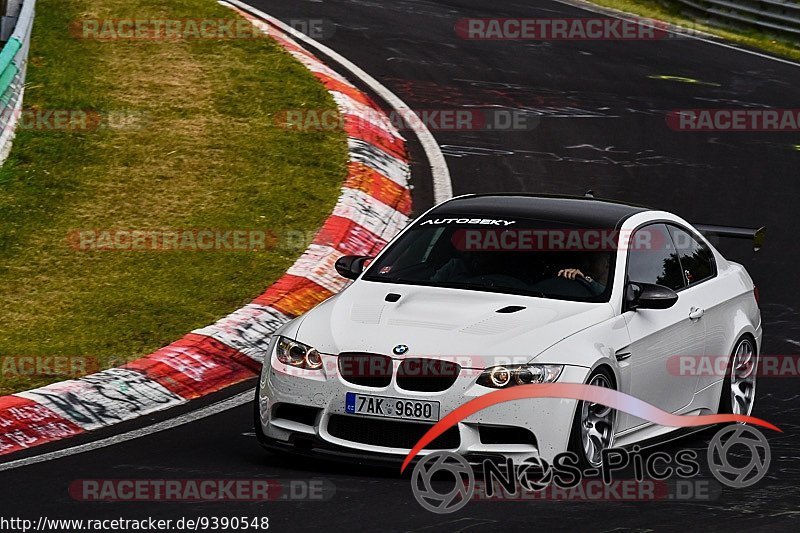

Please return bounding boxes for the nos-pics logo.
[411,425,771,514]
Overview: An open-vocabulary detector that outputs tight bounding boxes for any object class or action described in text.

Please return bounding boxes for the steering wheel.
[532,275,595,297]
[573,276,595,292]
[548,266,595,292]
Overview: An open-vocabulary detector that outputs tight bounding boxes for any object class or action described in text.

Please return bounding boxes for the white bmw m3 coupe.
[255,194,763,467]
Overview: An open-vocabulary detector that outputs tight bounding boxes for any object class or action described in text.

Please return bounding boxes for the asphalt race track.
[3,0,800,530]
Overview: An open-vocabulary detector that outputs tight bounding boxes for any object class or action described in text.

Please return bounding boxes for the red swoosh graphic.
[400,383,780,473]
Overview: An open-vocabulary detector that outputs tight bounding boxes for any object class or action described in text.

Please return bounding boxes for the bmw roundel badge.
[393,344,409,355]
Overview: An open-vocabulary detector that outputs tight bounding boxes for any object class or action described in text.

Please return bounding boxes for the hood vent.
[496,305,525,314]
[350,304,384,324]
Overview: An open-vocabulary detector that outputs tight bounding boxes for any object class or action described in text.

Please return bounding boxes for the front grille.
[274,403,320,426]
[397,358,460,392]
[327,415,460,449]
[338,353,392,387]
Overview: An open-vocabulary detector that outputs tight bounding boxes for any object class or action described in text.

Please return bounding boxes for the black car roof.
[428,193,650,229]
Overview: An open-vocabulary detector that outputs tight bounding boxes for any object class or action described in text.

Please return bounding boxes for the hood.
[294,280,614,367]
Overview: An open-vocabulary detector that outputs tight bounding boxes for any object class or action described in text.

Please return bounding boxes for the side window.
[626,224,685,291]
[668,225,716,286]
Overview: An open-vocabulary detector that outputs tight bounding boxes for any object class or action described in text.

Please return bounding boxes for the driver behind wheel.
[557,253,610,296]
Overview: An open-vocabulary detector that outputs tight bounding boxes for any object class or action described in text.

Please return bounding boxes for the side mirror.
[335,255,371,280]
[626,282,678,310]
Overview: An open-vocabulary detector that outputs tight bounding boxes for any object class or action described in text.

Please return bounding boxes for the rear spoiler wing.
[693,224,766,252]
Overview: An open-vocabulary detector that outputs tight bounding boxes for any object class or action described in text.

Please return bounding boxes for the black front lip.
[256,431,506,472]
[258,432,414,469]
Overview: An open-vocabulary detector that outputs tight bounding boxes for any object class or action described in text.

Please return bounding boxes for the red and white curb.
[0,5,413,456]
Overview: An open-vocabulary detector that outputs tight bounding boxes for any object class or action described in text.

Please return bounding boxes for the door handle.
[689,307,705,320]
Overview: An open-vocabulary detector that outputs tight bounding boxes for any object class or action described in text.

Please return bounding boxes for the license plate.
[345,392,440,422]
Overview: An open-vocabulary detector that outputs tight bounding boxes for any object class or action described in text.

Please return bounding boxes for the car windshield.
[362,216,617,302]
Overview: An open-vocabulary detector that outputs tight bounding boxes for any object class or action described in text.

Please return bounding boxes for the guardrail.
[671,0,800,39]
[0,0,34,164]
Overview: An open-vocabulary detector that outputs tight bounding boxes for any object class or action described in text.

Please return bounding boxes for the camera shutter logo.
[517,455,553,492]
[411,451,474,513]
[708,425,771,488]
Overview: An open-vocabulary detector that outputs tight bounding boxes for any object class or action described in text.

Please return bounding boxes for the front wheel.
[568,368,616,468]
[719,336,758,416]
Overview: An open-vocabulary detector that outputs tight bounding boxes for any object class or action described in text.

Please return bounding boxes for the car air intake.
[338,353,392,387]
[273,403,321,426]
[396,358,461,392]
[478,425,537,446]
[327,415,460,449]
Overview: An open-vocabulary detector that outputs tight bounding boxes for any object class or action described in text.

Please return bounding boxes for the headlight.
[275,336,323,370]
[477,364,563,388]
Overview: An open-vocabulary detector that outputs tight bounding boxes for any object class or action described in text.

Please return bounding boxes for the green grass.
[583,0,800,61]
[0,0,348,394]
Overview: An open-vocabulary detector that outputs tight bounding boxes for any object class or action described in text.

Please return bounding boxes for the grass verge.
[582,0,800,62]
[0,0,348,394]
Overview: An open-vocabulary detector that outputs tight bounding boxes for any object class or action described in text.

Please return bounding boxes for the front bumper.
[255,349,590,464]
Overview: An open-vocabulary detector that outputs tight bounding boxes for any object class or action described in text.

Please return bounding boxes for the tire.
[719,336,758,416]
[568,367,617,468]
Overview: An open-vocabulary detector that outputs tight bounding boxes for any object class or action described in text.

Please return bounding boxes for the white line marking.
[222,0,454,203]
[553,0,800,68]
[0,391,253,472]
